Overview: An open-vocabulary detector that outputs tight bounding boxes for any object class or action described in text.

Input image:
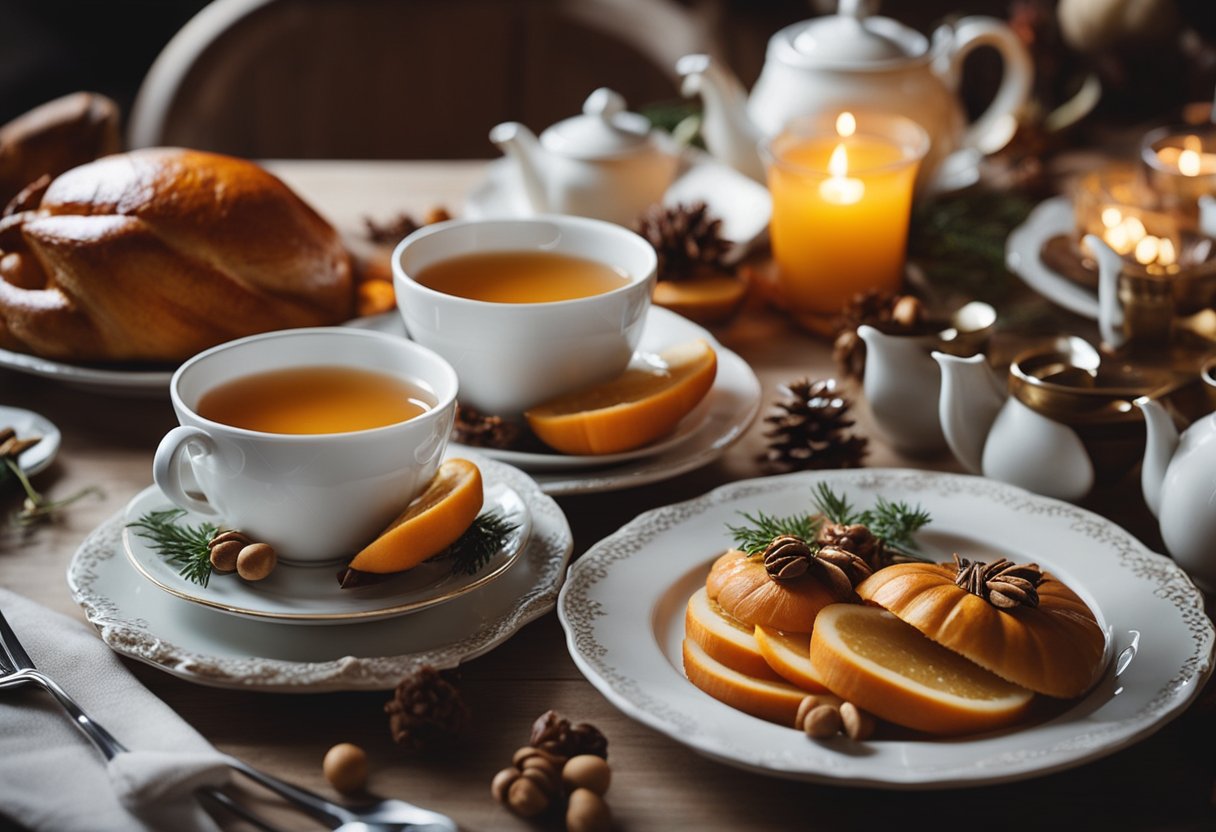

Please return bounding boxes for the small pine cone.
[831,291,928,380]
[816,523,882,569]
[363,212,421,245]
[634,201,732,281]
[529,710,608,760]
[451,403,522,450]
[758,378,868,472]
[385,666,470,749]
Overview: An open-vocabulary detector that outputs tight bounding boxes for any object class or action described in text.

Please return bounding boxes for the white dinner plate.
[122,477,530,625]
[1006,196,1100,320]
[67,454,574,691]
[465,150,772,263]
[0,405,60,476]
[559,468,1214,788]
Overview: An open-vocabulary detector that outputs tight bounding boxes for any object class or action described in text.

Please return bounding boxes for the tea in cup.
[392,216,657,414]
[153,327,458,565]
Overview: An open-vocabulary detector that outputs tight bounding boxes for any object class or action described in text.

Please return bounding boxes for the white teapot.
[677,0,1032,192]
[1138,358,1216,589]
[489,88,681,227]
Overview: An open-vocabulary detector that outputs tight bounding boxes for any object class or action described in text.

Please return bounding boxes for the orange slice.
[346,458,483,574]
[753,626,829,693]
[682,637,810,726]
[524,339,717,455]
[809,604,1035,736]
[652,275,746,324]
[685,587,783,681]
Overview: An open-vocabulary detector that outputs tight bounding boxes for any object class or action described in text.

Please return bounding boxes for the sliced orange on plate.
[652,275,747,324]
[346,458,483,574]
[682,637,810,726]
[753,626,829,693]
[685,587,782,681]
[524,339,717,456]
[809,604,1034,735]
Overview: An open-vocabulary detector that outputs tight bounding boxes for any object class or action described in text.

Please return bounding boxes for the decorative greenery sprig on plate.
[427,511,520,576]
[727,483,932,562]
[127,508,217,587]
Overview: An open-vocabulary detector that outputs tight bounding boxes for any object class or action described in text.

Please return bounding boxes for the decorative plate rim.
[558,468,1215,787]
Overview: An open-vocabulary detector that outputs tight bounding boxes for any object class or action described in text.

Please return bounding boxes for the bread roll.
[0,148,353,361]
[856,562,1106,698]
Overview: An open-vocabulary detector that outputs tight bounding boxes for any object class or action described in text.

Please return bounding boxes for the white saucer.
[122,477,530,625]
[1006,196,1099,319]
[0,405,60,476]
[67,454,574,691]
[465,150,772,262]
[560,468,1214,787]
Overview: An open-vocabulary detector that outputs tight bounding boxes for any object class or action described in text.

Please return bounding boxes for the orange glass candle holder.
[763,112,928,316]
[1140,125,1216,226]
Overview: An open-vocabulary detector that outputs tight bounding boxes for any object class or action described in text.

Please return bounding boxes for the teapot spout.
[1086,234,1126,351]
[488,121,549,214]
[1135,395,1179,518]
[932,351,1005,474]
[676,54,765,182]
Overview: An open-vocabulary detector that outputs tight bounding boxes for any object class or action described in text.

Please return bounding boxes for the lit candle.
[1141,126,1216,224]
[764,112,928,316]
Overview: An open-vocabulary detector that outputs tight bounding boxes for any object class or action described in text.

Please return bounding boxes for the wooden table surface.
[2,161,1215,831]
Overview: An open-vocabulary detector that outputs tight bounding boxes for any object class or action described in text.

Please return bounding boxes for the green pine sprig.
[427,511,520,576]
[127,508,218,587]
[727,510,822,557]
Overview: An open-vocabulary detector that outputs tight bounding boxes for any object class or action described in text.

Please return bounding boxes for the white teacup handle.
[935,16,1033,157]
[153,426,222,518]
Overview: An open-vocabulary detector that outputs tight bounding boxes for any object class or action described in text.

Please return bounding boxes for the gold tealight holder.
[1141,124,1216,226]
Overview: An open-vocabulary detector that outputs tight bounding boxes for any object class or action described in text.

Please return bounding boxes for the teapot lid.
[540,88,655,159]
[775,0,928,67]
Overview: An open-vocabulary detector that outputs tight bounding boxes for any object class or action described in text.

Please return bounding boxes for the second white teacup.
[153,327,458,565]
[392,216,657,415]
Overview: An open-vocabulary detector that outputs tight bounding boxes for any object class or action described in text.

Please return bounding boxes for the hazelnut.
[423,206,452,225]
[794,694,837,729]
[236,542,277,581]
[562,754,611,796]
[512,747,562,796]
[840,701,877,741]
[512,745,566,769]
[322,743,367,794]
[566,787,611,832]
[506,776,550,818]
[490,766,519,803]
[802,704,843,739]
[209,530,251,547]
[892,295,924,328]
[208,540,242,573]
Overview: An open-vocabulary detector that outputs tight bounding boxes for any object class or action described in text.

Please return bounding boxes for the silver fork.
[0,607,457,832]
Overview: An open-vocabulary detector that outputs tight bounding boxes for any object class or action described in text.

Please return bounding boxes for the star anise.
[953,554,1043,609]
[385,666,470,749]
[529,710,608,760]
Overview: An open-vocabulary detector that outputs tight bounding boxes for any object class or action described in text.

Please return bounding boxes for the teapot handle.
[934,16,1033,158]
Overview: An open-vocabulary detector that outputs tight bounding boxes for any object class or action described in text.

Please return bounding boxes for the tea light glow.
[1097,206,1179,273]
[819,113,865,205]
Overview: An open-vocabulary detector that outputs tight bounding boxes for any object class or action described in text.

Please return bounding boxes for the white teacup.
[392,216,657,415]
[153,328,458,565]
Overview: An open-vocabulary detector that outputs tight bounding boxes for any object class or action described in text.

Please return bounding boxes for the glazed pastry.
[0,148,353,362]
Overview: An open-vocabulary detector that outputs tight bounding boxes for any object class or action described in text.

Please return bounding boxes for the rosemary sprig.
[428,511,520,576]
[863,496,932,557]
[727,510,822,557]
[811,482,858,525]
[127,508,218,587]
[3,457,102,527]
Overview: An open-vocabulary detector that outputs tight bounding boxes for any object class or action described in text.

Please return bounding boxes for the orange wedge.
[685,587,783,681]
[682,638,810,726]
[346,458,483,574]
[524,339,717,455]
[753,626,829,693]
[652,275,746,324]
[809,604,1035,736]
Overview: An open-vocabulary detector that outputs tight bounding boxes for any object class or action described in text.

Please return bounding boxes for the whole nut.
[322,743,367,794]
[490,766,519,803]
[840,701,877,741]
[512,745,567,769]
[209,530,251,547]
[803,703,843,738]
[506,776,550,818]
[566,787,611,832]
[236,542,277,581]
[519,762,560,796]
[892,294,924,327]
[208,540,242,573]
[562,754,611,796]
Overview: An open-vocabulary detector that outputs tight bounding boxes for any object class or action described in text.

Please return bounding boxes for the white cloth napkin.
[0,588,228,832]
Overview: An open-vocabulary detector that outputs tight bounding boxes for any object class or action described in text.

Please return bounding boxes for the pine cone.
[759,378,868,472]
[451,404,521,450]
[529,710,608,759]
[634,201,732,281]
[385,666,470,749]
[832,292,928,380]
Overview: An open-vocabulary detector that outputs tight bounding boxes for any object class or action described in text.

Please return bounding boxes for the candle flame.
[1098,204,1178,269]
[1101,207,1122,228]
[836,112,856,138]
[1179,148,1202,177]
[828,143,849,177]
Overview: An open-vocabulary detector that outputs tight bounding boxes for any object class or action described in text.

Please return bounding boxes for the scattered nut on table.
[323,742,368,794]
[566,787,611,832]
[562,754,611,796]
